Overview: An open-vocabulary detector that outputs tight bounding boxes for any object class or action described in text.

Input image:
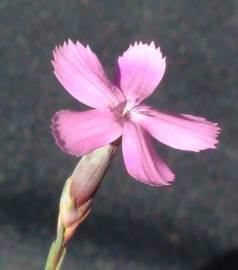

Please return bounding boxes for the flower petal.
[131,106,221,152]
[51,108,122,156]
[52,39,124,108]
[122,121,175,186]
[115,41,166,107]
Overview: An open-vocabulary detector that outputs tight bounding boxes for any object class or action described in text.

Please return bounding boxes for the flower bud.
[58,143,119,244]
[70,143,118,207]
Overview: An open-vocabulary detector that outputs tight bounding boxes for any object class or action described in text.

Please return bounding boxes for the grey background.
[0,1,237,269]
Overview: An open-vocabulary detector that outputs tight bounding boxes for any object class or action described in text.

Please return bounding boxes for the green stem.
[44,143,119,270]
[44,218,67,270]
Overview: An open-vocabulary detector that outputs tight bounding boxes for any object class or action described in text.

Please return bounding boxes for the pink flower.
[51,40,220,186]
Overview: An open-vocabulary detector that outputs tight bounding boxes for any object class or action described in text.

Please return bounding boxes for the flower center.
[112,101,131,122]
[122,109,130,121]
[111,101,140,125]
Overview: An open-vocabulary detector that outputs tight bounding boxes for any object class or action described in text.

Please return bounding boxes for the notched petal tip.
[51,111,77,156]
[67,38,74,44]
[51,112,66,149]
[116,41,166,105]
[122,122,175,186]
[51,109,123,157]
[132,107,221,153]
[208,124,221,150]
[149,41,155,47]
[133,175,174,187]
[52,39,124,108]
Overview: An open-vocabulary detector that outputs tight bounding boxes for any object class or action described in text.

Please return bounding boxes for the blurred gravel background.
[0,0,238,269]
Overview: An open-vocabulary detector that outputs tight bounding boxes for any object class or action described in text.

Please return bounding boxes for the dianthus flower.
[51,40,220,186]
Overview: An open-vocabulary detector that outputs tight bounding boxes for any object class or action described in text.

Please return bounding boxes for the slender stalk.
[44,217,66,270]
[44,143,119,270]
[44,178,90,270]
